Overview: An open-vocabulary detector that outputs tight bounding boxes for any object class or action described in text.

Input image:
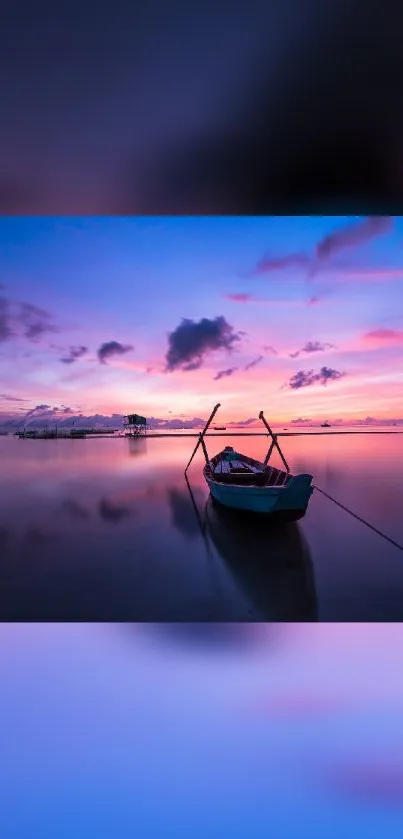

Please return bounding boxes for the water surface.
[1,431,402,620]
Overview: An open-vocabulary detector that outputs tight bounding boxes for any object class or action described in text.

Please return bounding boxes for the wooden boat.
[185,404,313,520]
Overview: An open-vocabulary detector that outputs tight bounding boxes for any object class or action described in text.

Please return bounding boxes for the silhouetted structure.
[123,414,147,437]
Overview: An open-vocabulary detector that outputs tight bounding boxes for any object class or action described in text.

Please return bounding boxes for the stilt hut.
[123,413,147,436]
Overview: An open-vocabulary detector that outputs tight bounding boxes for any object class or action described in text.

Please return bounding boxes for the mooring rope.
[313,484,403,552]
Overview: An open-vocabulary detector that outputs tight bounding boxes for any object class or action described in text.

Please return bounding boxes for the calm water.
[1,622,403,838]
[1,431,402,620]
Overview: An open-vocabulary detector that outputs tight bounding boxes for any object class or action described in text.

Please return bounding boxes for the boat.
[321,421,331,428]
[185,403,313,520]
[213,426,227,431]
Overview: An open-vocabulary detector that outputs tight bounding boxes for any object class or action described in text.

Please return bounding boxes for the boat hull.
[205,472,313,520]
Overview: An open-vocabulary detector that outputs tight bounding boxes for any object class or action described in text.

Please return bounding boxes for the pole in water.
[259,410,290,472]
[184,402,221,474]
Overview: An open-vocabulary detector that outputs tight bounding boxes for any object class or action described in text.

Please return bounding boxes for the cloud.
[97,340,134,364]
[224,292,253,302]
[244,354,263,371]
[17,302,59,341]
[0,394,28,402]
[213,366,238,380]
[147,416,207,430]
[254,253,310,275]
[286,366,345,390]
[165,316,242,372]
[0,296,13,342]
[60,345,88,364]
[362,328,403,346]
[253,217,394,284]
[289,340,336,358]
[307,296,320,305]
[262,344,278,355]
[315,216,393,262]
[291,417,312,424]
[228,417,257,426]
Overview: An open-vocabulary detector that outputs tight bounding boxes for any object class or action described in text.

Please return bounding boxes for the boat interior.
[205,448,291,487]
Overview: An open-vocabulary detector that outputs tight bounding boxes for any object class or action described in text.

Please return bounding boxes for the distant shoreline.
[4,429,403,439]
[75,429,403,438]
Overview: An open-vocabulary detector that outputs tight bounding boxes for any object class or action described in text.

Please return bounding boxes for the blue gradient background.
[1,623,403,838]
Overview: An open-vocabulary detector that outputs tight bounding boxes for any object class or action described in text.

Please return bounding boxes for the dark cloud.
[0,296,13,342]
[286,366,345,390]
[228,417,257,426]
[262,344,278,355]
[166,316,242,372]
[289,340,335,358]
[147,415,206,430]
[17,302,58,341]
[97,341,134,364]
[315,216,393,262]
[254,217,394,283]
[213,366,238,380]
[60,345,88,364]
[0,394,28,402]
[291,417,312,423]
[254,253,310,275]
[244,355,263,371]
[24,404,52,420]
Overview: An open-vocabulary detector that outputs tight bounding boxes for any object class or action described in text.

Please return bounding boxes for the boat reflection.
[140,621,276,653]
[205,496,317,621]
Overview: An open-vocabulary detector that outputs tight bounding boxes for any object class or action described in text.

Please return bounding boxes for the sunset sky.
[1,215,403,428]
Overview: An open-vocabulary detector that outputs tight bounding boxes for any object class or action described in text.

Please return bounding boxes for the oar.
[259,410,290,473]
[184,402,221,474]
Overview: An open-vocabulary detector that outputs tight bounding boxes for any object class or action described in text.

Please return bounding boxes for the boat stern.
[273,473,313,515]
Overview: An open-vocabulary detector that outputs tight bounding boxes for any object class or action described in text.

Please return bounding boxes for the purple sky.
[1,215,403,429]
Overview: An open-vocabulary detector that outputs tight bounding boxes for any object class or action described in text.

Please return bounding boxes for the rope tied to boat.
[313,485,403,552]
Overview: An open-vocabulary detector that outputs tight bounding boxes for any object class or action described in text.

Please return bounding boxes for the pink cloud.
[224,293,253,302]
[323,266,403,283]
[362,329,403,347]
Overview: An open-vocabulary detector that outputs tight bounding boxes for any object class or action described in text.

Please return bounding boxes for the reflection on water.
[205,497,317,620]
[145,622,284,654]
[98,497,132,523]
[128,436,148,457]
[167,484,204,540]
[0,432,403,619]
[1,622,403,838]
